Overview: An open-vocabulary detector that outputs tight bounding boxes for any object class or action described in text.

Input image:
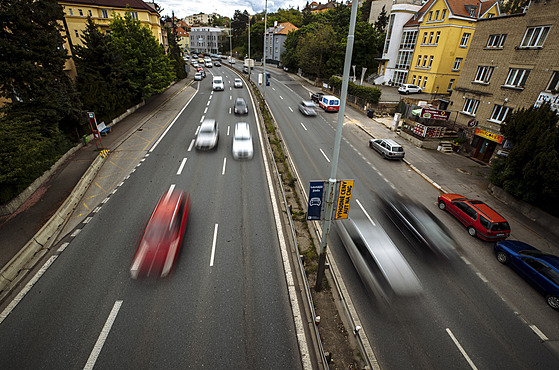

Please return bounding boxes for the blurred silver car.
[195,119,219,150]
[336,217,422,300]
[234,78,243,88]
[194,72,202,81]
[232,122,253,160]
[298,100,317,116]
[234,97,248,115]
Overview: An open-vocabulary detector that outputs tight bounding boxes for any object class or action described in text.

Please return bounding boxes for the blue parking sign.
[307,181,324,220]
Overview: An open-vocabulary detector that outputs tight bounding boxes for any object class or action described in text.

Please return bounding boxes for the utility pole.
[263,0,267,101]
[315,0,359,291]
[248,17,251,80]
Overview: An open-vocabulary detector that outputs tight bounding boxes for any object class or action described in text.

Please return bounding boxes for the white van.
[212,76,224,91]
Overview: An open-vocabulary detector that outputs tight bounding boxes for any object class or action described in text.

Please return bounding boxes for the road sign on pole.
[307,181,325,220]
[335,180,354,220]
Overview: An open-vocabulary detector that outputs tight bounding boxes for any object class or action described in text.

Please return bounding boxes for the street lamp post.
[315,0,359,291]
[263,0,267,101]
[248,17,251,80]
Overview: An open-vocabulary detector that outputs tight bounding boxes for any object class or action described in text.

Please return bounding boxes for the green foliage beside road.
[490,104,559,216]
[329,76,381,105]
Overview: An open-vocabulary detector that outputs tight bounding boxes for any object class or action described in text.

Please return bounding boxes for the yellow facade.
[59,1,163,48]
[406,0,499,95]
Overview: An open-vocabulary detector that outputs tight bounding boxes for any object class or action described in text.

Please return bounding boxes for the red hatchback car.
[438,193,510,241]
[130,189,191,279]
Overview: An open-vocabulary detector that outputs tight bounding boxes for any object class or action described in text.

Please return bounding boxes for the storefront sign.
[474,128,504,144]
[420,108,451,121]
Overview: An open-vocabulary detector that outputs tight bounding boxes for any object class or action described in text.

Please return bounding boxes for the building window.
[417,76,422,86]
[88,10,92,17]
[428,32,434,44]
[452,58,463,71]
[417,55,422,67]
[435,31,440,44]
[399,30,417,49]
[74,29,79,38]
[441,9,446,20]
[102,9,108,18]
[435,10,440,20]
[460,33,471,47]
[490,105,511,123]
[412,75,417,84]
[546,71,559,92]
[396,50,413,69]
[520,26,550,47]
[428,56,434,68]
[448,79,455,91]
[68,8,73,16]
[422,56,428,67]
[422,77,427,88]
[422,32,428,45]
[504,68,530,88]
[428,11,432,21]
[78,9,83,16]
[131,12,139,20]
[474,66,494,84]
[462,98,480,115]
[487,34,506,48]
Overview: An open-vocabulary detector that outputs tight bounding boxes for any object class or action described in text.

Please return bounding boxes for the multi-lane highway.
[0,66,305,368]
[240,63,559,369]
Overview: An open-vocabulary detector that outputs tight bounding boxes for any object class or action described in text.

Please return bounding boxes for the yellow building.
[405,0,500,95]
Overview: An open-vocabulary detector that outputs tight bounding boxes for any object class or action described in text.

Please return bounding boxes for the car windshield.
[491,221,510,231]
[392,146,403,152]
[200,125,214,134]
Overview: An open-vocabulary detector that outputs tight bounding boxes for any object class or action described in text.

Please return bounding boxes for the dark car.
[214,61,221,67]
[438,193,510,241]
[378,192,458,259]
[234,97,248,115]
[130,189,191,279]
[494,240,559,310]
[311,92,325,103]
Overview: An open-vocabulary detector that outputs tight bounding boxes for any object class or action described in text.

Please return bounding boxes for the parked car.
[494,240,559,310]
[298,100,317,116]
[369,138,405,159]
[232,122,254,160]
[311,92,325,103]
[195,119,219,150]
[234,97,248,115]
[194,72,202,81]
[438,193,511,241]
[130,189,191,279]
[377,191,458,260]
[234,78,243,88]
[398,84,422,94]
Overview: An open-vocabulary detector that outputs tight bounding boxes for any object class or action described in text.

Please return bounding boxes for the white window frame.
[474,66,494,84]
[460,33,471,47]
[452,58,463,71]
[490,105,510,124]
[428,56,434,68]
[504,68,530,88]
[101,9,108,18]
[416,55,422,67]
[422,32,428,45]
[520,26,550,48]
[428,32,434,44]
[546,71,559,92]
[434,31,440,45]
[447,79,455,91]
[422,77,427,88]
[131,12,139,20]
[422,56,428,67]
[441,9,446,20]
[462,98,480,115]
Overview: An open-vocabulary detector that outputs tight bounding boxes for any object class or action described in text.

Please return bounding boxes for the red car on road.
[130,189,191,279]
[438,193,510,241]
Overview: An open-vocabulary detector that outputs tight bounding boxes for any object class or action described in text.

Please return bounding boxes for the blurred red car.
[130,189,190,279]
[438,193,510,241]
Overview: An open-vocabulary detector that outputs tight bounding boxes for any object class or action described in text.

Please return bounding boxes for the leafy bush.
[329,76,381,104]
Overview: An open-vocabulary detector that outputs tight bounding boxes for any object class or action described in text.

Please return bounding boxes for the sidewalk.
[0,78,193,269]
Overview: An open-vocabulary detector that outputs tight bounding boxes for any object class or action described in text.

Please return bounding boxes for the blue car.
[494,240,559,310]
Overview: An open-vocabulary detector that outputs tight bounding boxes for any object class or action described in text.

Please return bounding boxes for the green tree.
[360,0,372,23]
[73,17,132,123]
[167,24,187,80]
[374,5,389,33]
[500,0,530,14]
[490,104,559,215]
[296,24,337,79]
[109,11,175,102]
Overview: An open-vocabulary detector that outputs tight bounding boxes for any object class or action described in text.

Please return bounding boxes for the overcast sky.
[155,0,310,19]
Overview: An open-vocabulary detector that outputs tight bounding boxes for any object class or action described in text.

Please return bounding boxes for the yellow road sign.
[335,180,354,220]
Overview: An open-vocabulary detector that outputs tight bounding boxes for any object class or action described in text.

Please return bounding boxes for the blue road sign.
[307,181,324,220]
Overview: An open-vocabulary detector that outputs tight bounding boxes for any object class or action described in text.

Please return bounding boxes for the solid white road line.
[222,157,227,175]
[210,224,218,266]
[446,328,478,370]
[319,148,330,162]
[150,89,198,153]
[0,256,58,325]
[177,158,187,175]
[83,300,123,370]
[300,122,307,131]
[188,139,195,152]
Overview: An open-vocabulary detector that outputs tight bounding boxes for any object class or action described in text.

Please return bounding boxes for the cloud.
[156,0,308,19]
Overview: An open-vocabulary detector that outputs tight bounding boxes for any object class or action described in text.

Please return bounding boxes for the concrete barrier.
[0,155,105,301]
